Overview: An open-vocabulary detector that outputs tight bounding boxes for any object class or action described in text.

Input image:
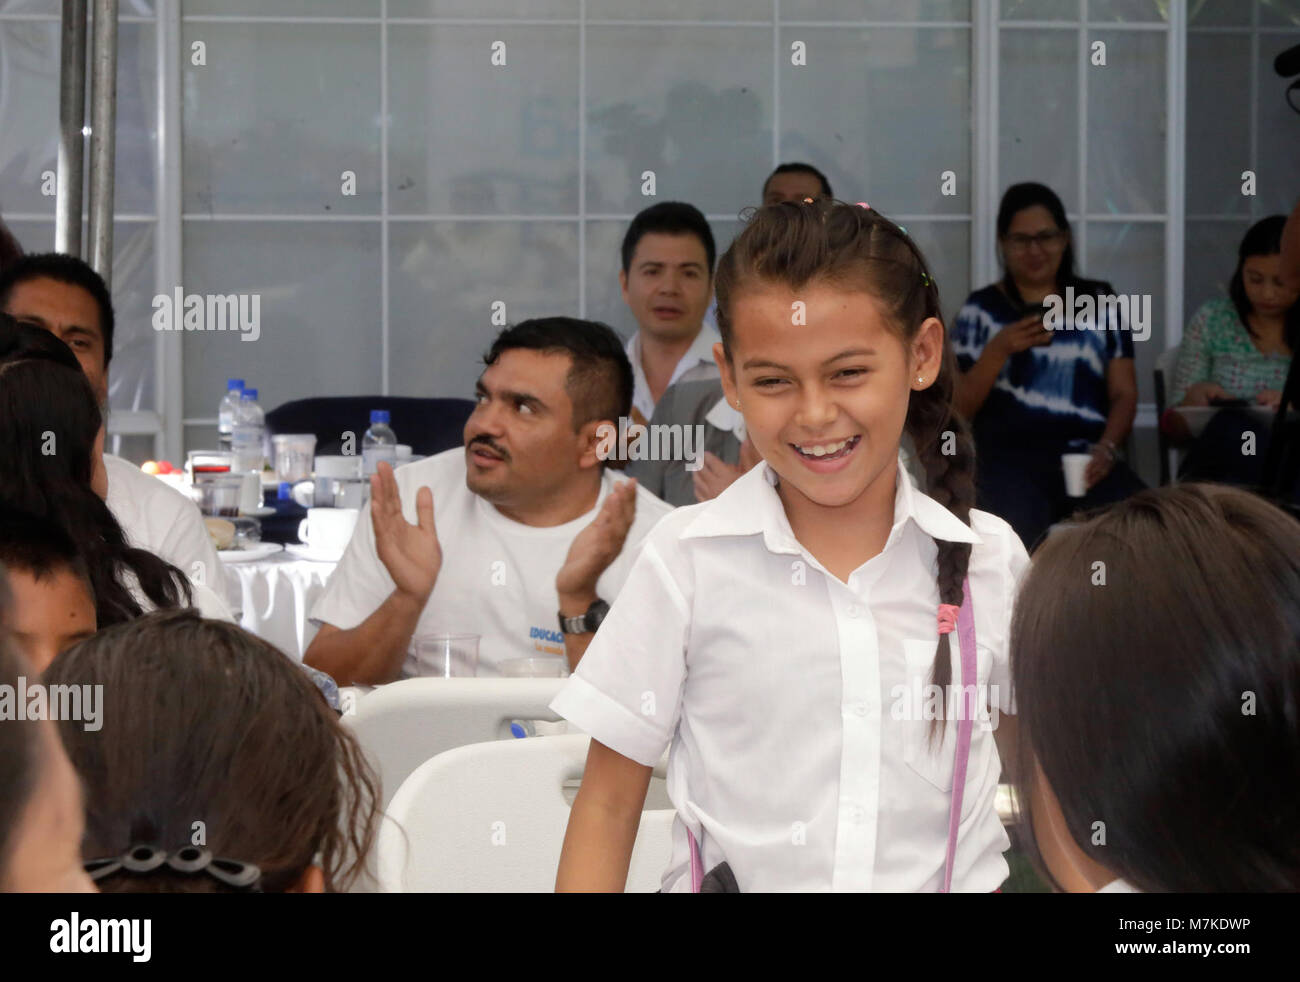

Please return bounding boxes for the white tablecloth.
[226,552,336,661]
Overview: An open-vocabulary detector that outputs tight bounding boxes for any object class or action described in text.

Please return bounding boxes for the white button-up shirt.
[551,460,1030,891]
[625,324,721,422]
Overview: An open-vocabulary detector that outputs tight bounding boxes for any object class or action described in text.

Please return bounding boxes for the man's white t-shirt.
[310,448,675,678]
[103,453,233,610]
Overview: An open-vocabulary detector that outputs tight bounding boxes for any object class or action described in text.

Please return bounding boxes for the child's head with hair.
[0,509,96,673]
[713,199,975,711]
[44,609,380,893]
[0,573,95,893]
[1011,484,1300,892]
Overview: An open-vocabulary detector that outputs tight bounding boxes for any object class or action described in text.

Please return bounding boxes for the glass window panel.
[1186,0,1251,26]
[1185,32,1251,216]
[1085,220,1164,405]
[181,221,383,420]
[780,27,971,215]
[0,0,153,12]
[1087,30,1165,215]
[388,221,580,399]
[388,25,579,216]
[1259,0,1300,28]
[1257,33,1300,214]
[782,0,971,20]
[1000,0,1079,21]
[107,220,158,413]
[588,0,768,18]
[181,23,381,215]
[999,28,1079,212]
[585,25,771,216]
[185,0,380,15]
[1088,0,1165,22]
[389,0,577,16]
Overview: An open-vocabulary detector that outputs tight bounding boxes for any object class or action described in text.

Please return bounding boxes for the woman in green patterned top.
[1170,216,1299,484]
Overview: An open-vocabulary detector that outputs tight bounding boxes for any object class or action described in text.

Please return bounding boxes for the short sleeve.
[1169,302,1215,407]
[309,500,394,630]
[550,538,690,767]
[950,295,989,373]
[987,519,1030,716]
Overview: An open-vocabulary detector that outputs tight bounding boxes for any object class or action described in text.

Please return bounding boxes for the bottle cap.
[277,481,292,501]
[371,409,390,425]
[244,388,258,401]
[227,378,245,391]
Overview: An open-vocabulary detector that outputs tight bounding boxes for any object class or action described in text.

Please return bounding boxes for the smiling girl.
[552,200,1029,892]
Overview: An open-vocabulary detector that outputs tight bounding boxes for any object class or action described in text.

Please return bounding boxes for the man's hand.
[989,314,1054,357]
[692,441,761,502]
[371,460,441,602]
[556,478,638,600]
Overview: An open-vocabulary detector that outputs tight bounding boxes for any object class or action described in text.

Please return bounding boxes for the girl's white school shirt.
[551,460,1030,892]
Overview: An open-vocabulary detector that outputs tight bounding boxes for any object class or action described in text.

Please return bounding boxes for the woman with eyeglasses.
[951,182,1144,550]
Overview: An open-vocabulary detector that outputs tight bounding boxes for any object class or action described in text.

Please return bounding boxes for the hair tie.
[920,271,932,287]
[84,845,262,891]
[856,201,870,209]
[937,604,960,635]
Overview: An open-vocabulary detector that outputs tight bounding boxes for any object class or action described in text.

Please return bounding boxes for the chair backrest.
[343,678,566,810]
[376,734,674,892]
[265,396,474,457]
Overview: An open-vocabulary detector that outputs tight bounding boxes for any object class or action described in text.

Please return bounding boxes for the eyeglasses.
[1003,230,1065,251]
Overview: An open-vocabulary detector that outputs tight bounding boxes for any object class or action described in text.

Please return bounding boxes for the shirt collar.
[626,323,720,380]
[703,395,746,441]
[681,455,982,554]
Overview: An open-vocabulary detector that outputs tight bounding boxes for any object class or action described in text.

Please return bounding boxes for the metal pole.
[87,0,118,286]
[55,0,87,256]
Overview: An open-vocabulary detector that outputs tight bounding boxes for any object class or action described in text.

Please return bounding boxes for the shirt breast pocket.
[900,637,992,793]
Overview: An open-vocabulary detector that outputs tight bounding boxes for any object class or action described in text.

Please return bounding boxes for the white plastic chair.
[342,677,567,810]
[376,734,675,893]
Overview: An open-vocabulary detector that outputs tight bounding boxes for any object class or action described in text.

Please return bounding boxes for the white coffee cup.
[1061,452,1091,498]
[297,507,359,554]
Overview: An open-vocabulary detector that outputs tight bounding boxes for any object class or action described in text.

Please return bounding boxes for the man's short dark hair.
[0,252,115,369]
[620,201,716,276]
[0,509,93,592]
[483,317,633,431]
[763,162,834,200]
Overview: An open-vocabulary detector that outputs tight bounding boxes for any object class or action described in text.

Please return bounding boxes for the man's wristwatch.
[558,599,610,636]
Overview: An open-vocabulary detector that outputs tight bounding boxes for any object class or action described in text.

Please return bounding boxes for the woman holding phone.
[951,182,1143,550]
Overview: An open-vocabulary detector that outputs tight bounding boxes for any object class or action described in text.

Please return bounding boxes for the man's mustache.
[467,436,510,461]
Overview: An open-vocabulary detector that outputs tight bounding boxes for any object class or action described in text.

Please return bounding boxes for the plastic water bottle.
[362,410,397,477]
[217,378,244,451]
[231,388,266,473]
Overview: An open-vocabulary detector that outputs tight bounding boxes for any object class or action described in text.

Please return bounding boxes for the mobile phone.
[1021,302,1055,339]
[1208,396,1250,408]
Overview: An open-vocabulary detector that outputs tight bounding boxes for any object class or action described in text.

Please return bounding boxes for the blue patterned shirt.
[951,282,1134,452]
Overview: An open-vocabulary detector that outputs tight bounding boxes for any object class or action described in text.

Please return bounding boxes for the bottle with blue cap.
[217,378,244,451]
[362,409,397,477]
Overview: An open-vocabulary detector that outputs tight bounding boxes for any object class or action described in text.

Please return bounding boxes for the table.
[224,551,337,660]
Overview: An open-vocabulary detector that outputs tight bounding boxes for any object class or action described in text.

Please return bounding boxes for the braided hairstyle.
[714,198,977,740]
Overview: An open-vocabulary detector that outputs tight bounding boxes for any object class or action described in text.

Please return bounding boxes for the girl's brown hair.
[715,199,976,731]
[44,609,380,892]
[1011,484,1300,891]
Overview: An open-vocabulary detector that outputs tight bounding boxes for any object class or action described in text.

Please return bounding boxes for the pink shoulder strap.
[686,576,977,893]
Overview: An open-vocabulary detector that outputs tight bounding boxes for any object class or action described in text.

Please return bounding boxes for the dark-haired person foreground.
[0,565,97,893]
[45,609,378,892]
[0,353,229,623]
[953,182,1145,551]
[0,257,227,600]
[1011,484,1300,892]
[1166,215,1299,486]
[0,509,96,673]
[306,318,672,683]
